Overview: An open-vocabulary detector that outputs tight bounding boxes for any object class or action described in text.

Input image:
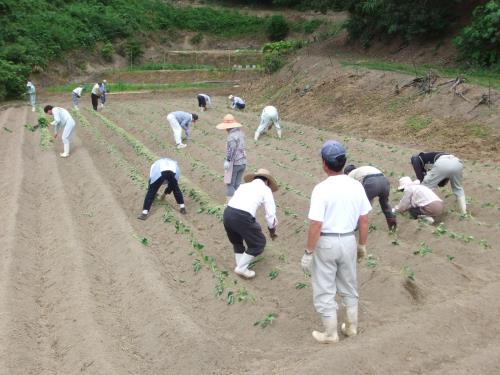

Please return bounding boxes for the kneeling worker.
[138,157,186,220]
[395,176,444,224]
[223,168,279,279]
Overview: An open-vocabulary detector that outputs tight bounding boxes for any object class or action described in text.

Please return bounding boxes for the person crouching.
[223,169,279,278]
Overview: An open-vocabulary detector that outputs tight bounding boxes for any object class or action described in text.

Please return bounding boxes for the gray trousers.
[363,174,395,219]
[226,164,246,197]
[423,155,464,197]
[312,235,358,317]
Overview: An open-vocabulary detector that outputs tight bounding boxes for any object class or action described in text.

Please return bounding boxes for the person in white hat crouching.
[222,168,279,278]
[394,176,444,224]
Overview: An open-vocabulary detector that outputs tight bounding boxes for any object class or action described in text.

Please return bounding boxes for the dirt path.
[1,98,499,374]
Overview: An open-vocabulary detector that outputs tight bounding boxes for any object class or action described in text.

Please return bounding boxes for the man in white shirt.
[137,158,186,220]
[255,105,282,141]
[72,86,84,110]
[197,93,211,111]
[43,105,77,158]
[26,80,36,112]
[228,95,245,110]
[223,168,279,279]
[395,176,443,224]
[91,82,101,111]
[302,140,371,344]
[344,164,397,230]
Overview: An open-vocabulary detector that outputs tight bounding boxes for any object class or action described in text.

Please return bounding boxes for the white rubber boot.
[458,196,467,215]
[234,253,243,268]
[277,128,282,139]
[341,305,358,337]
[234,252,256,279]
[254,130,260,141]
[60,143,70,158]
[312,314,339,344]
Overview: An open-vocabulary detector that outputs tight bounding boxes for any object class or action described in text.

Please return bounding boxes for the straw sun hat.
[244,168,279,192]
[216,114,242,130]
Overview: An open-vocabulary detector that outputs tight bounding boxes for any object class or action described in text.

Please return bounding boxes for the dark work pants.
[91,93,99,110]
[363,174,395,219]
[142,171,184,211]
[235,102,245,110]
[223,206,266,256]
[197,95,206,108]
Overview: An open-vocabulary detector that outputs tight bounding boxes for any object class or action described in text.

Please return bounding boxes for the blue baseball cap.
[320,140,346,162]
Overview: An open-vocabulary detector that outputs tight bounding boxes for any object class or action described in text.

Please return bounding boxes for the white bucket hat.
[398,176,419,190]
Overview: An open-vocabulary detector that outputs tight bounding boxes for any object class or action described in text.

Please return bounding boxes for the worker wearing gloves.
[223,168,279,279]
[197,93,211,111]
[216,114,247,202]
[137,157,186,220]
[166,111,198,149]
[344,164,397,230]
[255,105,282,141]
[90,82,101,111]
[302,140,371,344]
[394,176,444,224]
[43,105,77,158]
[99,80,107,108]
[26,80,36,112]
[228,95,245,110]
[72,86,84,110]
[411,151,467,214]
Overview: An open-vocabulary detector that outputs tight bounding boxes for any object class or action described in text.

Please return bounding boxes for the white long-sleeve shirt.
[73,87,83,96]
[231,96,245,108]
[396,184,442,212]
[50,107,75,134]
[149,158,180,184]
[228,178,277,228]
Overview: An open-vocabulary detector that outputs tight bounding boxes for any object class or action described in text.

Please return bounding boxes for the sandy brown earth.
[1,92,499,374]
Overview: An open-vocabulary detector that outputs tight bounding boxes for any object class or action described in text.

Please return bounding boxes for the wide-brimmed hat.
[216,114,242,130]
[398,176,420,190]
[244,168,279,192]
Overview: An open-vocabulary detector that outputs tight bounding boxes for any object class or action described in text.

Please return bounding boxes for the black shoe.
[137,213,148,220]
[180,207,187,215]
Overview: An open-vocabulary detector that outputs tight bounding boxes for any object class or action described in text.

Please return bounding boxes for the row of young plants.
[78,109,256,306]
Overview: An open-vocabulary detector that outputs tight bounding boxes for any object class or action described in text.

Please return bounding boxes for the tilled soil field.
[1,94,499,375]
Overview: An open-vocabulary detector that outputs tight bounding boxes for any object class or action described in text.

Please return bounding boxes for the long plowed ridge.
[1,95,499,374]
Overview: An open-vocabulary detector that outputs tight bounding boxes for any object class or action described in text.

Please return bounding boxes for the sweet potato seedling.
[254,313,277,328]
[366,254,378,268]
[414,242,432,257]
[133,234,150,246]
[268,269,280,280]
[401,265,416,281]
[295,282,308,289]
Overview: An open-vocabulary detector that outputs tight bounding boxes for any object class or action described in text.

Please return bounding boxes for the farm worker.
[411,151,466,214]
[223,168,278,278]
[99,80,107,108]
[90,82,101,111]
[216,114,247,202]
[72,86,84,110]
[166,111,198,149]
[137,157,186,220]
[43,105,77,158]
[197,93,211,111]
[394,176,443,224]
[26,80,36,112]
[344,164,397,230]
[228,95,245,110]
[255,105,282,141]
[302,140,371,344]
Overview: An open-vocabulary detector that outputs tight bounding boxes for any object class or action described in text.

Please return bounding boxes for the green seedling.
[226,291,235,305]
[254,313,277,328]
[401,265,416,281]
[278,253,288,263]
[24,124,37,132]
[236,287,256,303]
[391,237,400,246]
[479,239,491,249]
[191,239,204,251]
[295,282,308,289]
[284,208,298,218]
[433,222,447,235]
[133,234,150,246]
[192,259,202,273]
[3,127,12,133]
[175,220,191,234]
[163,210,174,223]
[414,242,432,257]
[447,255,455,262]
[368,223,378,233]
[366,254,377,268]
[268,269,280,280]
[37,116,48,128]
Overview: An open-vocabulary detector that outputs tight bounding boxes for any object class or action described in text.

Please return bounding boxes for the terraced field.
[1,94,499,374]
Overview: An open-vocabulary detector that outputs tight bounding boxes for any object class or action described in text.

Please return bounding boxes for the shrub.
[100,42,115,62]
[125,39,144,65]
[190,32,204,45]
[454,0,500,67]
[263,51,285,73]
[266,15,290,41]
[262,40,304,54]
[0,59,30,101]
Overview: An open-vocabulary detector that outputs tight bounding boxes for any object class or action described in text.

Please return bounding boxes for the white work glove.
[357,244,367,263]
[224,160,230,170]
[301,250,313,276]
